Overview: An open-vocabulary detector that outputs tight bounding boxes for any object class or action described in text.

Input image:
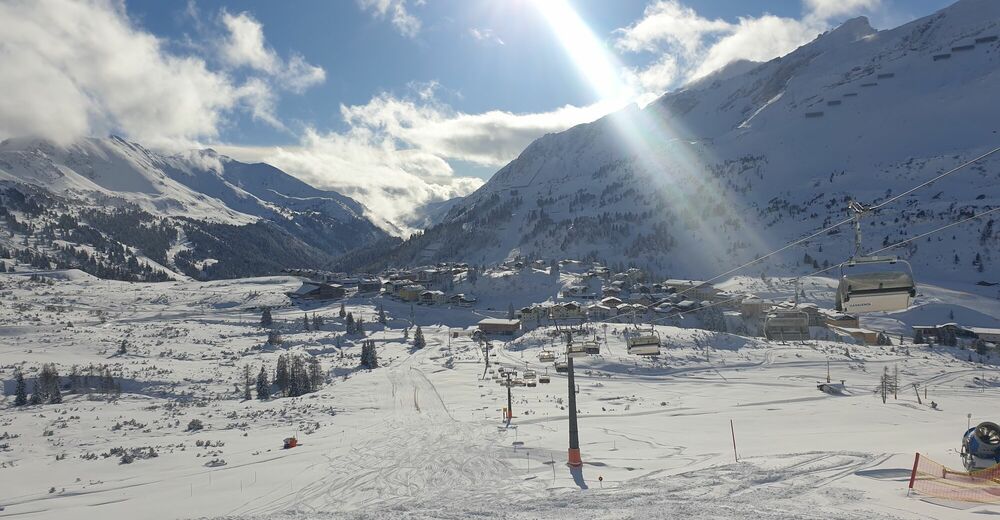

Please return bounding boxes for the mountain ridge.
[336,0,1000,285]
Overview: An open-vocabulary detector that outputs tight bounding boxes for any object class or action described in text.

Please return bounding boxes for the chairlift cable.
[665,146,1000,302]
[646,205,999,324]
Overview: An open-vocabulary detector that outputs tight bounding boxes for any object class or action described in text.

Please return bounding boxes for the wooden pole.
[908,453,921,496]
[730,419,739,463]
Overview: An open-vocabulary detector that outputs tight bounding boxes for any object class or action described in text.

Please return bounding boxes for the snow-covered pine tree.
[308,358,323,391]
[288,355,305,397]
[13,369,27,406]
[303,313,310,331]
[28,381,41,405]
[275,354,289,395]
[378,304,387,325]
[243,365,253,400]
[256,366,270,400]
[261,308,273,328]
[360,340,379,369]
[313,313,323,329]
[413,326,426,349]
[404,327,409,340]
[117,340,127,356]
[345,312,355,334]
[356,315,365,337]
[339,303,346,318]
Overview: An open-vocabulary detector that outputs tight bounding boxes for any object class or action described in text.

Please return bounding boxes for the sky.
[0,0,954,229]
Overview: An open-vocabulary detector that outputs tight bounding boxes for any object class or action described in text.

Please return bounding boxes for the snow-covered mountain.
[0,136,388,280]
[344,0,1000,285]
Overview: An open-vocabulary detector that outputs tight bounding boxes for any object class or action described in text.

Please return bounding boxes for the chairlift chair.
[554,360,569,373]
[836,257,916,313]
[626,328,662,356]
[583,340,601,355]
[763,309,810,341]
[566,343,588,358]
[538,350,556,362]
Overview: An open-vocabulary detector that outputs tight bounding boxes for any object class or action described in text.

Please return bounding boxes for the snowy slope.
[2,270,1000,519]
[0,137,390,279]
[362,0,1000,286]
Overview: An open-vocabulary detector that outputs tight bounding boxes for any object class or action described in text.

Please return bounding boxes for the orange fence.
[909,453,1000,503]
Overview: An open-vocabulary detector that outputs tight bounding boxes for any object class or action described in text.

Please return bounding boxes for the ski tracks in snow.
[230,343,515,516]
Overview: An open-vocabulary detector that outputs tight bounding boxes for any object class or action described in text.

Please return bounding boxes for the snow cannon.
[961,422,1000,471]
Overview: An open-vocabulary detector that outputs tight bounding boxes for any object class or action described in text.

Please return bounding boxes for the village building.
[478,318,521,336]
[586,304,615,320]
[600,296,623,308]
[288,282,346,300]
[398,284,426,302]
[419,290,446,305]
[449,293,477,307]
[662,279,720,301]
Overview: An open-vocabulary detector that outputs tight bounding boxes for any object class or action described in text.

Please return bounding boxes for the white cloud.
[220,10,279,72]
[219,10,326,93]
[615,1,731,56]
[219,89,621,231]
[804,0,881,21]
[469,27,504,46]
[358,0,421,38]
[0,0,323,147]
[616,0,881,88]
[0,0,244,147]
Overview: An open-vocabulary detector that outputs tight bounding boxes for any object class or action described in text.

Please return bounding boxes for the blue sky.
[0,0,955,226]
[125,0,950,148]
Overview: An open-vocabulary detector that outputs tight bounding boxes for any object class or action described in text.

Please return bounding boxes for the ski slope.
[1,270,1000,518]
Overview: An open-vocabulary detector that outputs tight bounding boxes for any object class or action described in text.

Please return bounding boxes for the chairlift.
[625,328,662,356]
[539,369,551,384]
[583,340,601,355]
[836,257,916,313]
[763,308,810,341]
[566,343,588,358]
[554,360,568,373]
[834,201,917,314]
[538,350,556,362]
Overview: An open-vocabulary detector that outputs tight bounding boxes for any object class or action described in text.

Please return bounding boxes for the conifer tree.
[313,313,323,329]
[507,303,515,319]
[360,340,379,369]
[13,369,27,406]
[303,313,310,331]
[261,307,273,327]
[275,354,289,395]
[308,357,323,391]
[288,355,305,397]
[256,366,270,400]
[413,326,426,349]
[345,312,355,334]
[339,303,346,318]
[378,304,387,325]
[29,381,41,405]
[117,340,127,356]
[243,365,253,400]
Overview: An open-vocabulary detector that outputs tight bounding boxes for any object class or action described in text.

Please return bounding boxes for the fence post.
[908,452,921,495]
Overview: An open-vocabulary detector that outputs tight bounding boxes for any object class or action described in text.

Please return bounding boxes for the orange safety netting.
[909,453,1000,503]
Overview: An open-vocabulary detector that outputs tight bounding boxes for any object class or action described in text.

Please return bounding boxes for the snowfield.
[1,269,999,519]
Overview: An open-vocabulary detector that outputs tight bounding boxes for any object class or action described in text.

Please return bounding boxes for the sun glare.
[532,0,633,102]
